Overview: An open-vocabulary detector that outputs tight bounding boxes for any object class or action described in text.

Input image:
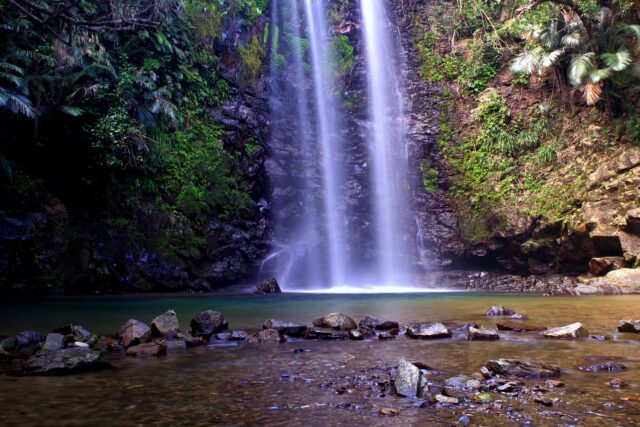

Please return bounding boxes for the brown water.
[2,293,640,426]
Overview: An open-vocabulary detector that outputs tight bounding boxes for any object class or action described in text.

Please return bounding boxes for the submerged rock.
[578,361,626,372]
[254,277,282,294]
[484,359,561,379]
[126,341,167,357]
[306,327,349,340]
[117,319,151,348]
[247,328,282,344]
[313,313,357,331]
[406,323,451,339]
[151,310,179,337]
[543,322,589,339]
[618,320,640,333]
[496,321,547,332]
[263,319,307,337]
[444,375,481,393]
[23,348,112,375]
[190,310,226,337]
[486,306,516,316]
[358,315,399,331]
[468,326,499,341]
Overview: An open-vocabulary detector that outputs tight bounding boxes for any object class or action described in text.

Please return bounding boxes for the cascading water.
[360,0,413,285]
[265,0,419,292]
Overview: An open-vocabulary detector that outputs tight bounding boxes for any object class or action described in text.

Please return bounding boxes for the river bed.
[2,293,640,425]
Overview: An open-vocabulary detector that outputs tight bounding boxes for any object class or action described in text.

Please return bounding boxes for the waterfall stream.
[266,0,418,292]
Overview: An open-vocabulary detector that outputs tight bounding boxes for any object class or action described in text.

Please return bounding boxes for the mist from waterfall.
[265,0,416,292]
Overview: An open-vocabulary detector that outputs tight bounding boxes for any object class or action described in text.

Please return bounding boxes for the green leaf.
[601,50,632,72]
[568,53,595,86]
[625,25,640,40]
[60,105,85,116]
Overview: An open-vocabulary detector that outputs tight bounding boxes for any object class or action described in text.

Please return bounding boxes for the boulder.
[618,320,640,333]
[228,331,248,341]
[312,313,357,331]
[263,319,307,337]
[468,326,499,341]
[190,310,226,337]
[486,306,516,316]
[358,315,399,331]
[306,327,349,340]
[496,321,547,332]
[406,323,451,339]
[484,359,561,379]
[52,324,92,341]
[348,329,364,340]
[395,359,427,398]
[42,333,64,352]
[117,319,151,348]
[23,348,112,375]
[577,269,640,295]
[247,328,282,344]
[2,331,45,357]
[254,277,282,294]
[589,257,625,276]
[543,322,589,339]
[151,310,179,337]
[126,341,167,357]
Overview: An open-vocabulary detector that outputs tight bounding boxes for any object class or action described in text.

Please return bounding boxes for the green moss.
[239,35,264,84]
[420,161,439,193]
[330,35,354,77]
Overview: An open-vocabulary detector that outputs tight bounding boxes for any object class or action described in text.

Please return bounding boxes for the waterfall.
[266,0,417,291]
[360,0,413,285]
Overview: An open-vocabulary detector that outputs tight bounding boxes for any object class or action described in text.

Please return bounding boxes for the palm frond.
[511,48,542,75]
[0,88,37,118]
[568,53,595,86]
[60,105,85,116]
[583,82,603,105]
[624,25,640,41]
[561,32,581,47]
[601,49,632,72]
[540,49,565,69]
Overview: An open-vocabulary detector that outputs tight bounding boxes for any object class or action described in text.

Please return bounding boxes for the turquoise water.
[3,293,640,425]
[1,292,639,337]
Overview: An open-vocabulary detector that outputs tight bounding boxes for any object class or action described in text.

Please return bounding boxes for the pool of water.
[2,293,640,425]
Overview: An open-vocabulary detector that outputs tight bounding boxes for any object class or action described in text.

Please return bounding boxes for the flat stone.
[117,319,151,348]
[23,348,112,375]
[306,327,349,340]
[496,321,547,332]
[406,323,451,339]
[312,313,357,331]
[435,394,459,404]
[165,340,187,349]
[263,319,307,337]
[484,359,561,379]
[543,322,590,339]
[126,341,167,357]
[42,333,64,352]
[468,326,499,341]
[618,320,640,333]
[486,306,516,316]
[151,310,179,337]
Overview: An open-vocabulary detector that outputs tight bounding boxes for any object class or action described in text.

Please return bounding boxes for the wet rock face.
[484,359,561,379]
[23,348,112,375]
[117,319,151,348]
[313,313,357,331]
[190,311,226,338]
[589,257,625,276]
[468,326,499,341]
[574,269,640,295]
[247,329,282,344]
